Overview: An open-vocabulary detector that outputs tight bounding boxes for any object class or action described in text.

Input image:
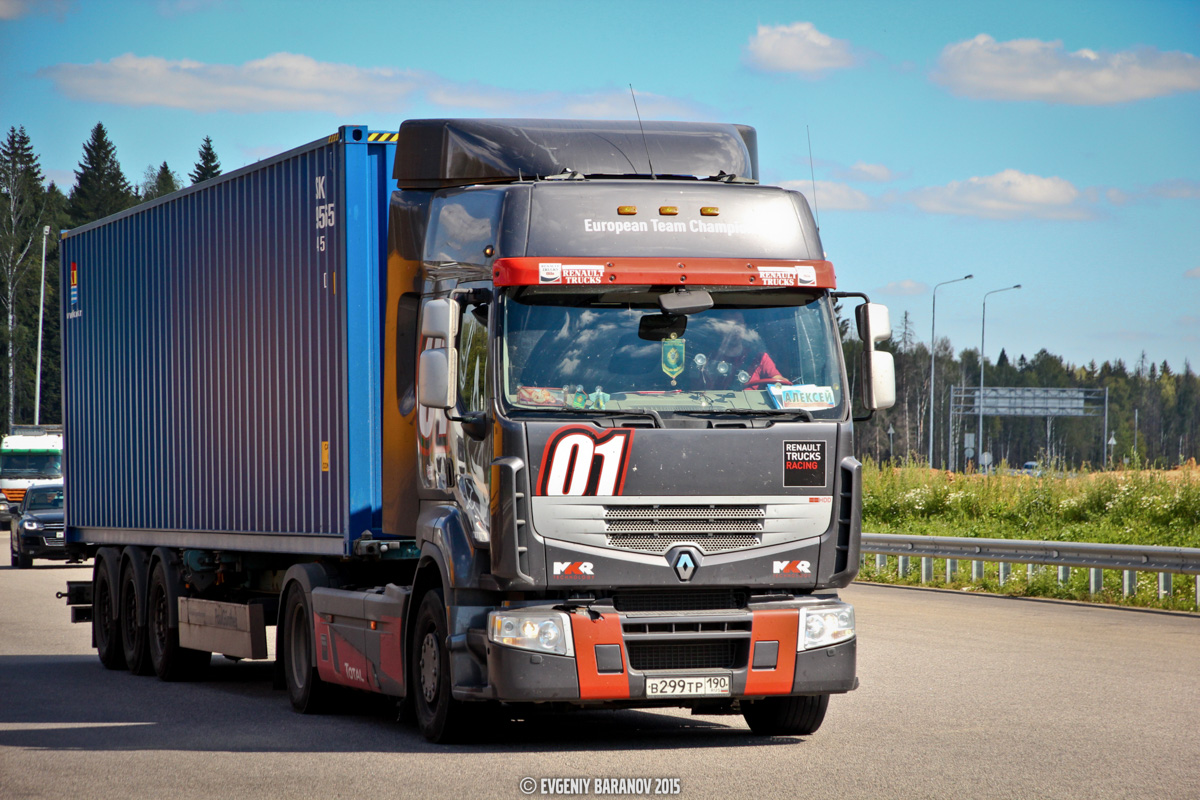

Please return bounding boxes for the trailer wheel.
[742,693,830,736]
[147,560,210,681]
[282,584,333,713]
[119,561,153,675]
[93,558,126,671]
[411,589,473,743]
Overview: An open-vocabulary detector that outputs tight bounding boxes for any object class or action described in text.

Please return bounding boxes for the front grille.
[605,505,765,520]
[613,589,748,613]
[607,533,759,553]
[41,522,64,532]
[604,505,764,553]
[627,640,741,671]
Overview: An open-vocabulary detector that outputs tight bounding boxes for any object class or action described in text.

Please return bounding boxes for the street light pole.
[978,285,1021,470]
[928,274,972,467]
[34,225,49,427]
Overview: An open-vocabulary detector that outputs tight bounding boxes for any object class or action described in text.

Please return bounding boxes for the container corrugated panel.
[61,126,396,555]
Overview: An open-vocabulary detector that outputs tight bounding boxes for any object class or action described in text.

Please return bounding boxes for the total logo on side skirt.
[773,560,812,575]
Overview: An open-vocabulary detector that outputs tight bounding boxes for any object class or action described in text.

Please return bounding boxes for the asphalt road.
[2,562,1198,800]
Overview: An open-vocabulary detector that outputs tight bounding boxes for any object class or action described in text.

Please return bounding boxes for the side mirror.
[418,298,460,410]
[856,302,896,412]
[856,302,891,344]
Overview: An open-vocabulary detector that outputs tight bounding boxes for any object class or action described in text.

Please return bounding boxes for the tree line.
[0,123,221,432]
[847,311,1200,470]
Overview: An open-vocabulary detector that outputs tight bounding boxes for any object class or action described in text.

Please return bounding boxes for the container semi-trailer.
[60,119,895,742]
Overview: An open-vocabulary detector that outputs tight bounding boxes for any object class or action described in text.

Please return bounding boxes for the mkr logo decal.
[553,561,594,578]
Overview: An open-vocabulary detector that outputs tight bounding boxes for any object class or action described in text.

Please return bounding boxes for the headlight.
[799,605,855,650]
[22,518,44,531]
[0,502,8,513]
[488,610,574,657]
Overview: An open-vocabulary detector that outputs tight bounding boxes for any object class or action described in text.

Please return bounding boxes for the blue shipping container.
[61,126,397,555]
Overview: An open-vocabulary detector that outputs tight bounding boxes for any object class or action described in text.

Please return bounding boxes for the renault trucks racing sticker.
[783,440,826,487]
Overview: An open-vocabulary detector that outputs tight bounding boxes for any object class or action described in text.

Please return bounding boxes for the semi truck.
[59,119,895,742]
[1,424,63,523]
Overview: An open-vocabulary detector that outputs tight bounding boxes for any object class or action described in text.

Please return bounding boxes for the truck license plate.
[645,674,730,697]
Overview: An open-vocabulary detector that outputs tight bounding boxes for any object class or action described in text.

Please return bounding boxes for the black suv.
[9,484,68,568]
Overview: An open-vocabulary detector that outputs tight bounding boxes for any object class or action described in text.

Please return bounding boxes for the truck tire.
[93,557,126,671]
[411,589,474,743]
[119,560,153,676]
[147,560,210,681]
[281,584,334,713]
[742,694,830,736]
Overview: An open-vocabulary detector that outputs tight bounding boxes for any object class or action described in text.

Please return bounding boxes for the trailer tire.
[742,693,830,736]
[119,560,153,676]
[148,560,210,681]
[411,589,473,743]
[282,584,333,714]
[93,557,126,671]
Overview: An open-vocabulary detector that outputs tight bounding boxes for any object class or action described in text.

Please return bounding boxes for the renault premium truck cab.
[60,119,894,742]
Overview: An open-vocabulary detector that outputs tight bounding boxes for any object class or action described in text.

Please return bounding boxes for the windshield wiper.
[677,408,814,422]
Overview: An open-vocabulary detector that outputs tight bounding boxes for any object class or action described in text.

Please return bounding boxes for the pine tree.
[140,161,182,202]
[190,136,222,184]
[66,122,135,227]
[0,126,48,431]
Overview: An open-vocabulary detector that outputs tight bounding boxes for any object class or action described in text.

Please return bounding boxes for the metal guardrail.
[860,532,1200,606]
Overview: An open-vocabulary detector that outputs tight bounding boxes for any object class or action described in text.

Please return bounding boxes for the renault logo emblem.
[672,549,698,582]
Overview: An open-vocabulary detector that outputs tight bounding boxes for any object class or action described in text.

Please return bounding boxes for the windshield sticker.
[537,427,634,496]
[784,441,826,488]
[768,384,836,409]
[756,265,817,287]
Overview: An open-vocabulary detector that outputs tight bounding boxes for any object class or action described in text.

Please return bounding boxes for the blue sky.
[2,0,1198,372]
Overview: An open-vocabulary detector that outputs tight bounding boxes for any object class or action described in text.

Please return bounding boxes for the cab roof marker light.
[659,206,678,216]
[617,206,638,216]
[700,207,719,216]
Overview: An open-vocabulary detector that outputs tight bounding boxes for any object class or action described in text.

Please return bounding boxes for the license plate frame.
[645,673,731,698]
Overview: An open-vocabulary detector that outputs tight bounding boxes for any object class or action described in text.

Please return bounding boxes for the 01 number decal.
[537,427,634,497]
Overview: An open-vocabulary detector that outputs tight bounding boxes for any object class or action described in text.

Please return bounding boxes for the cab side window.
[458,304,489,413]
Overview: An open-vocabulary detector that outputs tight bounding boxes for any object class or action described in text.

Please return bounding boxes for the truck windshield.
[500,287,845,419]
[0,452,62,478]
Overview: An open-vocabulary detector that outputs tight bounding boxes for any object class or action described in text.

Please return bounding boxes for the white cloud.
[37,53,712,119]
[832,161,897,182]
[743,22,858,74]
[0,0,71,20]
[1185,267,1200,279]
[932,34,1200,104]
[878,280,928,297]
[781,180,875,211]
[905,169,1088,220]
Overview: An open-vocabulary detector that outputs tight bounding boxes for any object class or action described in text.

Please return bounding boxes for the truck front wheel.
[742,694,830,736]
[411,589,473,743]
[282,584,333,713]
